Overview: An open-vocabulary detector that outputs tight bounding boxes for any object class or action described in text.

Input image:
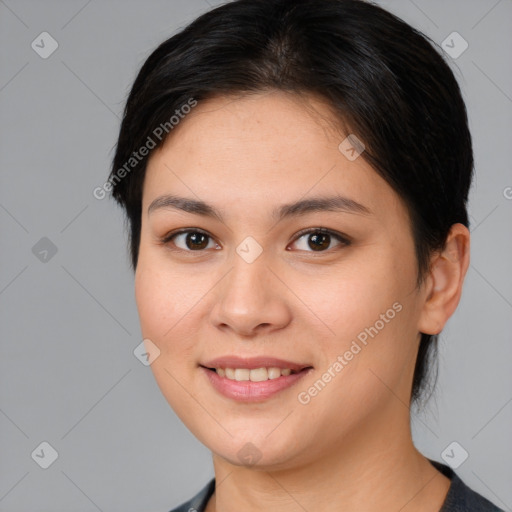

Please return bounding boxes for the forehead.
[143,91,406,227]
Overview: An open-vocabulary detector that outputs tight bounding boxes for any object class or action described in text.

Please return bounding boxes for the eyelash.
[159,227,351,254]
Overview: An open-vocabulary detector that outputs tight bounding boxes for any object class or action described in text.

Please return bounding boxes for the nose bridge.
[224,245,273,307]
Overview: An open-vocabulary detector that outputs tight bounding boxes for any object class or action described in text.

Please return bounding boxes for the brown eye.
[184,232,209,250]
[290,228,350,252]
[307,232,331,251]
[162,230,218,251]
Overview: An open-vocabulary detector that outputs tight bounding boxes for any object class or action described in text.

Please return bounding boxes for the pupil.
[309,233,330,251]
[187,232,208,250]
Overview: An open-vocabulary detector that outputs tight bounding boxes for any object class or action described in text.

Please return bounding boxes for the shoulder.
[430,460,505,512]
[166,466,506,512]
[168,479,215,512]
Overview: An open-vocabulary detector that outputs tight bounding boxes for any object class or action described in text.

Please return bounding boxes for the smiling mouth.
[202,366,313,382]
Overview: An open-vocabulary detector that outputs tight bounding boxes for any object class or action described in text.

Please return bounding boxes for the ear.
[417,223,470,335]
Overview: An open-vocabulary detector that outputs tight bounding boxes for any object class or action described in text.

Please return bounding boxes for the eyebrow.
[147,193,372,222]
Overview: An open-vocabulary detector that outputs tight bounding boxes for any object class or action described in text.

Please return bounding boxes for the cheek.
[300,250,406,341]
[134,264,171,341]
[134,258,201,418]
[135,247,197,338]
[134,251,211,374]
[300,244,419,395]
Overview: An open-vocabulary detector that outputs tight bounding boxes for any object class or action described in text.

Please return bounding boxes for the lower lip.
[201,367,313,402]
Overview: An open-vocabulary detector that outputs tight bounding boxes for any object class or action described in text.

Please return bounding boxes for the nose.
[209,251,292,337]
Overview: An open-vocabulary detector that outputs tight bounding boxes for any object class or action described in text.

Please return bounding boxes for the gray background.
[0,0,511,510]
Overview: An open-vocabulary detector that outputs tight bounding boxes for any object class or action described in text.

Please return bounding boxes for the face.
[135,91,428,470]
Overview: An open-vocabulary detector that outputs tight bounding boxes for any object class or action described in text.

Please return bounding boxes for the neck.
[206,402,450,512]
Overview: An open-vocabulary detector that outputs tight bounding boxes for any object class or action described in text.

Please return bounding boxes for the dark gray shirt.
[168,460,504,511]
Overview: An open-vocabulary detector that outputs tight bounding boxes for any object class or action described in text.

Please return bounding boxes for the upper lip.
[201,356,313,372]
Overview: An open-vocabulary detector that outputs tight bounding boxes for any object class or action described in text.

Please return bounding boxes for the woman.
[108,0,503,510]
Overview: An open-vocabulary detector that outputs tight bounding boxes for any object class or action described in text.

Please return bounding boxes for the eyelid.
[294,227,351,244]
[161,227,211,245]
[160,228,220,251]
[290,227,351,248]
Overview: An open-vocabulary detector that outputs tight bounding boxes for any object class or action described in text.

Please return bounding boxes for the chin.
[208,433,307,470]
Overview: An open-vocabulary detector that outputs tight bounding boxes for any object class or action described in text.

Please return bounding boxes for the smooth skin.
[135,91,470,512]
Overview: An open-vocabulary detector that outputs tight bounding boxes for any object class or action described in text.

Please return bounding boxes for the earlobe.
[417,223,470,335]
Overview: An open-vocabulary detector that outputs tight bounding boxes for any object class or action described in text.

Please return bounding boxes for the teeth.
[215,367,296,381]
